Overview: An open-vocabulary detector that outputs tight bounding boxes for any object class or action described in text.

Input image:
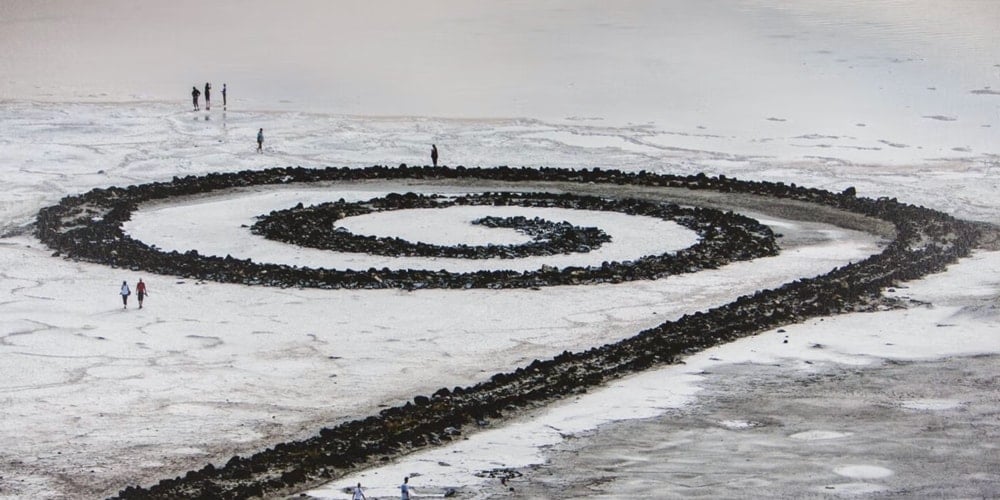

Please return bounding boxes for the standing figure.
[191,86,201,111]
[431,144,438,167]
[400,477,413,500]
[204,82,211,110]
[352,482,367,500]
[222,83,227,109]
[120,281,131,309]
[136,278,147,309]
[257,128,264,153]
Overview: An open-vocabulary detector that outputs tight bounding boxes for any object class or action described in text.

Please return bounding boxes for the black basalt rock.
[38,181,779,290]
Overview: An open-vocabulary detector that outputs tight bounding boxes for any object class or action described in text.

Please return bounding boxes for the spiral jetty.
[35,165,983,499]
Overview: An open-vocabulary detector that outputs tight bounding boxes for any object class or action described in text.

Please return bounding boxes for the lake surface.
[3,1,997,127]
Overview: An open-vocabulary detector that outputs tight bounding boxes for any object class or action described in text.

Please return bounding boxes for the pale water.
[2,1,998,146]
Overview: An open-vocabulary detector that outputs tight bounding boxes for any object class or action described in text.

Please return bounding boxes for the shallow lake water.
[3,1,997,144]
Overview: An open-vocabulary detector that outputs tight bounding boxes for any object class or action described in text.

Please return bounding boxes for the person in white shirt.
[400,476,413,500]
[352,482,366,500]
[119,281,131,309]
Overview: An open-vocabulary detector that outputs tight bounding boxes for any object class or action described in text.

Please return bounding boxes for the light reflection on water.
[760,1,999,66]
[1,0,997,161]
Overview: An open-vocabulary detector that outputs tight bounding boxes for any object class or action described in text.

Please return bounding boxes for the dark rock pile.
[32,166,982,500]
[35,177,778,289]
[250,192,616,259]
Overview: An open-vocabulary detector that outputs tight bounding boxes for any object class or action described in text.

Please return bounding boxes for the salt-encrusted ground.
[0,161,883,498]
[305,250,1000,499]
[1,99,996,499]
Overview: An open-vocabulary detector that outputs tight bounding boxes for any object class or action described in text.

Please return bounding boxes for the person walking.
[135,278,147,309]
[351,482,367,500]
[204,82,211,110]
[191,86,201,111]
[431,144,438,167]
[120,281,131,309]
[257,128,264,153]
[222,83,227,109]
[400,476,413,500]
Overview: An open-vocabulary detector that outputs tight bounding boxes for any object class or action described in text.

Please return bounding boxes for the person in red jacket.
[136,279,148,309]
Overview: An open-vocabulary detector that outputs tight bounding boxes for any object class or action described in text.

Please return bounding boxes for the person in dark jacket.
[257,128,264,153]
[191,86,201,111]
[431,144,438,167]
[204,82,211,110]
[222,83,227,109]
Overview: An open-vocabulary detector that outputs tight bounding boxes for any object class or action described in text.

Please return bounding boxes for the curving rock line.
[33,166,982,499]
[251,192,617,259]
[36,172,777,290]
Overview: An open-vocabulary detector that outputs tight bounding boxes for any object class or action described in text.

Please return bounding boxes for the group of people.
[349,476,413,499]
[191,82,227,111]
[187,84,444,163]
[188,82,268,153]
[119,279,148,309]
